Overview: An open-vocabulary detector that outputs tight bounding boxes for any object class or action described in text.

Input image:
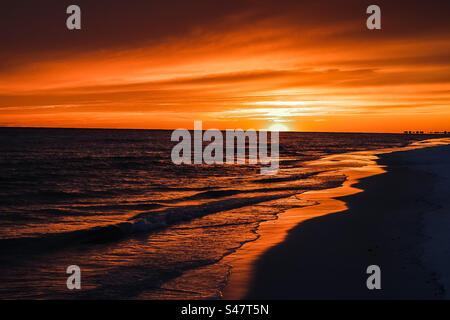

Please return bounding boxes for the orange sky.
[1,1,449,132]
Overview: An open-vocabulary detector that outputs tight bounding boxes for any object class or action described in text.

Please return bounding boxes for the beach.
[0,130,448,299]
[224,143,450,299]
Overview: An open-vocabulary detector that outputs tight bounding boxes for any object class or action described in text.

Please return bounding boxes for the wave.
[161,174,344,203]
[0,192,300,257]
[252,172,320,184]
[0,172,348,260]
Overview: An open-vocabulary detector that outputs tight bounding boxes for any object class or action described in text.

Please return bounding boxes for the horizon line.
[1,126,448,135]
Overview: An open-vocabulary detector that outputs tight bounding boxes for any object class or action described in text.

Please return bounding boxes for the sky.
[0,0,449,132]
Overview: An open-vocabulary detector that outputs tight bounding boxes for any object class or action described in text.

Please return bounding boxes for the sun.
[267,123,290,132]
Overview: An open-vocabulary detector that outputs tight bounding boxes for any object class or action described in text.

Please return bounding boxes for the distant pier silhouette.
[403,130,448,135]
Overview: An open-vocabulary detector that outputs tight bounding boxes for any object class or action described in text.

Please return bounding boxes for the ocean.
[0,128,425,299]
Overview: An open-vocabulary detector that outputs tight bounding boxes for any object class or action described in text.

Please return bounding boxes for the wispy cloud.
[0,0,449,132]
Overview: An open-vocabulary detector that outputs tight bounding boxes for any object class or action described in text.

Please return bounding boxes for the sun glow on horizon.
[267,123,290,132]
[0,2,449,132]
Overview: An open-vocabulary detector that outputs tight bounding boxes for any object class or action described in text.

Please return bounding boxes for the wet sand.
[223,142,450,299]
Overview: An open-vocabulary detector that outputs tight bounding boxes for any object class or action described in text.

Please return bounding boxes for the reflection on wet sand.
[223,138,450,299]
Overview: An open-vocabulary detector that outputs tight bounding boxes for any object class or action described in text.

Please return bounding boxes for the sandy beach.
[224,143,450,299]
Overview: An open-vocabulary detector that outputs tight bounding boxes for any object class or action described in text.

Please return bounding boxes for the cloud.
[1,0,449,131]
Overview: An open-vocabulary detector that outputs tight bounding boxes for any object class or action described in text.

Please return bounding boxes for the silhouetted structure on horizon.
[403,130,448,135]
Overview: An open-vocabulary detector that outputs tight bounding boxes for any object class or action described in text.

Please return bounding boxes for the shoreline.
[222,139,450,299]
